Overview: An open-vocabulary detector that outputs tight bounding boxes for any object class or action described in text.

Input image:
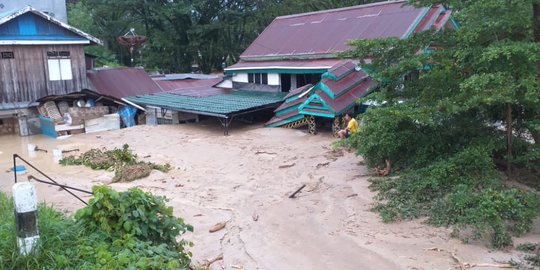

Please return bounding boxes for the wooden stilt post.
[307,116,317,135]
[332,116,341,137]
[12,181,39,256]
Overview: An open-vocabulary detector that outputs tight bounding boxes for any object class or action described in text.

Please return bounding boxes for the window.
[1,51,14,59]
[47,51,72,81]
[248,73,268,84]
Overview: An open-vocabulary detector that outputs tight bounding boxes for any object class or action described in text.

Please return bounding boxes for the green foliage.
[0,188,192,269]
[346,0,540,247]
[60,144,171,182]
[76,186,193,250]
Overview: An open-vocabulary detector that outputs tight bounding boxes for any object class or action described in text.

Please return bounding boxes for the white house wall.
[216,79,233,88]
[267,73,280,86]
[232,73,248,83]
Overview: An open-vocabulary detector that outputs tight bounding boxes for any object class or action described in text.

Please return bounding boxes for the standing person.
[337,113,359,139]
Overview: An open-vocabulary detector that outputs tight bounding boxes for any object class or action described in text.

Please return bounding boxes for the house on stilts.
[221,0,456,135]
[0,4,102,136]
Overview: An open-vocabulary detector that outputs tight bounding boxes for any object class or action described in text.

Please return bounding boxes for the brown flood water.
[0,134,94,211]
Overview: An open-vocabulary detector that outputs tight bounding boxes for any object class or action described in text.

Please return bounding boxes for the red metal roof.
[318,77,376,114]
[266,110,303,126]
[323,69,370,97]
[326,61,357,79]
[284,84,313,99]
[225,59,346,72]
[154,78,230,97]
[87,67,162,99]
[241,1,433,60]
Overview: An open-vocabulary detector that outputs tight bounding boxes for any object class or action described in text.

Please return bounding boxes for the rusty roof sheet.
[154,78,229,97]
[87,68,163,99]
[241,1,444,60]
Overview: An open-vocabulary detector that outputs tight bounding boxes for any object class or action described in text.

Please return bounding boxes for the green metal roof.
[127,90,287,118]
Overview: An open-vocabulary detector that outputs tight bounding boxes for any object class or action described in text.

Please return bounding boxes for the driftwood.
[279,163,296,169]
[209,222,226,233]
[374,159,391,176]
[62,148,79,154]
[255,151,277,155]
[426,247,515,269]
[289,184,306,198]
[316,162,330,169]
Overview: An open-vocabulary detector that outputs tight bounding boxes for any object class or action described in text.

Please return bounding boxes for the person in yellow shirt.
[337,113,359,139]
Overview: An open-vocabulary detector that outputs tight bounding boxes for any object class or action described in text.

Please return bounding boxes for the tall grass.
[0,192,82,269]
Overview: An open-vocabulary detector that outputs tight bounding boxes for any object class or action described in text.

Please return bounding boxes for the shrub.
[0,187,193,269]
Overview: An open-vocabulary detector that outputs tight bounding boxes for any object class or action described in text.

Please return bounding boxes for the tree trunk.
[506,103,513,179]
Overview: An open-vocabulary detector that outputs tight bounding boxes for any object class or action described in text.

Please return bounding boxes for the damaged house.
[0,6,102,136]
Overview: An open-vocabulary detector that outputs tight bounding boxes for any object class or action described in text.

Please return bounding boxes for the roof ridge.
[276,0,408,19]
[0,6,102,45]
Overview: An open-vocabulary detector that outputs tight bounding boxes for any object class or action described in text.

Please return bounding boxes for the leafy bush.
[60,144,171,182]
[350,106,540,247]
[0,187,193,269]
[76,186,193,252]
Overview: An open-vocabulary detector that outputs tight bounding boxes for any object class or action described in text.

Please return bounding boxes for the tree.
[345,0,540,247]
[68,0,388,73]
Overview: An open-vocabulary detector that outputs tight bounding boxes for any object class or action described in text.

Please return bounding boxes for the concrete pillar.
[12,181,39,256]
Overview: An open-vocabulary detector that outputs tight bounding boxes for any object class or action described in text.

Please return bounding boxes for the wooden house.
[0,6,102,136]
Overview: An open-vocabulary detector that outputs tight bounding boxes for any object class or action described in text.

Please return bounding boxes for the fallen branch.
[255,151,277,155]
[316,162,330,169]
[279,163,296,169]
[209,222,226,233]
[373,159,391,176]
[289,184,306,198]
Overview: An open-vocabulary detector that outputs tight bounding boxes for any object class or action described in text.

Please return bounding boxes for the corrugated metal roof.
[151,73,219,81]
[0,101,37,111]
[284,84,313,100]
[225,59,346,72]
[266,110,304,126]
[0,6,102,45]
[154,78,228,97]
[318,78,376,114]
[128,90,287,117]
[87,67,163,99]
[323,69,370,97]
[240,1,446,60]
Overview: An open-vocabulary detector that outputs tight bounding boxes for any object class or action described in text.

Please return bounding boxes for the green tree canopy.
[345,0,540,247]
[68,0,384,73]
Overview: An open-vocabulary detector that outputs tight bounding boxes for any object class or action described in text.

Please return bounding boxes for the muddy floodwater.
[1,125,539,270]
[0,134,96,210]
